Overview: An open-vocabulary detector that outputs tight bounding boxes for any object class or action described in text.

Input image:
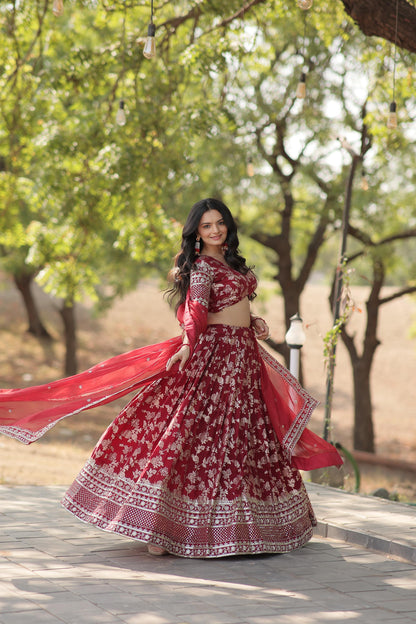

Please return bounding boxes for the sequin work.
[62,325,316,558]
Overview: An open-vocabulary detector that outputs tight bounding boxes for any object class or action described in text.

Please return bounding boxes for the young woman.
[0,198,342,558]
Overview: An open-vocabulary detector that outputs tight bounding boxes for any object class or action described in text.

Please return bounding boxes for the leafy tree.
[0,0,270,374]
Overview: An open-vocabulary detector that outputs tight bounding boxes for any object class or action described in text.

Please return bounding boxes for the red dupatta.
[258,344,342,470]
[0,336,182,444]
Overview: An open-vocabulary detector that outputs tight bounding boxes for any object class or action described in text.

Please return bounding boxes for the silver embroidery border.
[258,344,319,459]
[62,459,315,558]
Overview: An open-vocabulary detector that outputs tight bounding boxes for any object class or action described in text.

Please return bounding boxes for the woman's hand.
[166,345,190,371]
[251,317,270,340]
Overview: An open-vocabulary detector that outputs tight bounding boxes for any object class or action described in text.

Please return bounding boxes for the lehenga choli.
[0,255,342,558]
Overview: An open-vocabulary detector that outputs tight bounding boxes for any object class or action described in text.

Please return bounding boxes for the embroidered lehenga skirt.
[62,325,316,558]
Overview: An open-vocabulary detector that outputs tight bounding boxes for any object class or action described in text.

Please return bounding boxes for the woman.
[0,198,342,558]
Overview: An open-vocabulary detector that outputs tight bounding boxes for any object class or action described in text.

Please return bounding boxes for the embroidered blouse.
[177,255,257,353]
[190,256,257,312]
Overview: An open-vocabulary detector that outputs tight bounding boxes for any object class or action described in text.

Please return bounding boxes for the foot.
[147,544,168,556]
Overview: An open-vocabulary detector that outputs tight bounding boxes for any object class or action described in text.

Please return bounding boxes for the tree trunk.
[340,258,383,452]
[59,302,78,376]
[352,359,375,452]
[13,271,52,339]
[341,325,378,452]
[341,0,416,53]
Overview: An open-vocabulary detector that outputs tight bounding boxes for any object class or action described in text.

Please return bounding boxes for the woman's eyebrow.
[200,218,224,225]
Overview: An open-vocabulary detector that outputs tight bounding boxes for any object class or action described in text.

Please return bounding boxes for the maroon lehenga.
[0,255,342,558]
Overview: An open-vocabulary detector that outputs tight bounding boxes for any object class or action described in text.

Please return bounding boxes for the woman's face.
[197,209,228,252]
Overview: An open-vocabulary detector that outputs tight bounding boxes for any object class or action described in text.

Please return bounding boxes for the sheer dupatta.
[0,337,182,444]
[258,344,342,470]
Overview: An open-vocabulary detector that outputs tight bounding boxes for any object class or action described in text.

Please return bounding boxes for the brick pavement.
[0,484,415,624]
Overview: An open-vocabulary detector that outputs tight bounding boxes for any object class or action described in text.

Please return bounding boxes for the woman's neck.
[201,245,225,259]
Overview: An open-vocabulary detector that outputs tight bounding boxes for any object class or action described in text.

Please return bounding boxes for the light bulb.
[116,100,126,126]
[143,22,156,59]
[52,0,64,17]
[297,0,313,9]
[296,72,306,99]
[247,158,254,177]
[387,101,397,129]
[360,175,369,191]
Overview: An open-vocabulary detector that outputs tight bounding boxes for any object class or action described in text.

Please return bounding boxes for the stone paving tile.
[373,599,416,613]
[118,614,187,624]
[243,613,362,623]
[176,614,248,624]
[33,597,120,623]
[347,587,413,603]
[0,609,65,624]
[243,613,415,624]
[0,596,41,615]
[1,485,416,624]
[0,563,37,578]
[327,578,405,593]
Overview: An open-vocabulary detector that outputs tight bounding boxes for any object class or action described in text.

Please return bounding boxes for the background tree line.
[1,0,415,453]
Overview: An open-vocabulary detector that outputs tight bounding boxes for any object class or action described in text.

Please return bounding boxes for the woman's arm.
[250,313,270,340]
[166,342,190,371]
[166,330,191,371]
[167,261,213,371]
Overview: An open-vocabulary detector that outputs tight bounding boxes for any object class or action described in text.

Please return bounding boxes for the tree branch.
[159,0,268,37]
[347,226,416,263]
[341,0,416,54]
[380,285,416,305]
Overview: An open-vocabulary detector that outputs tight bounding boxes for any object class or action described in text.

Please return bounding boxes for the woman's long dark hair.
[166,198,253,312]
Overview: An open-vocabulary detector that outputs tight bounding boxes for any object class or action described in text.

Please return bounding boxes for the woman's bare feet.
[147,544,168,556]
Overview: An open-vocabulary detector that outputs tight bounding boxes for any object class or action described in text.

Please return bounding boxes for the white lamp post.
[285,313,306,380]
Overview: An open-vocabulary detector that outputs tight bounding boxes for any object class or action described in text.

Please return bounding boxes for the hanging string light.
[52,0,64,17]
[387,0,399,129]
[143,0,156,59]
[297,0,313,9]
[247,157,254,177]
[360,168,369,191]
[116,100,126,126]
[296,9,309,99]
[296,72,306,99]
[116,8,127,127]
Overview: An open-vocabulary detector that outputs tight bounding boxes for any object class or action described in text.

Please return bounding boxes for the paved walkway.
[0,483,415,624]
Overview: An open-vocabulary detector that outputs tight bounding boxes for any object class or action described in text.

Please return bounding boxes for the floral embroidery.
[191,256,257,312]
[62,326,316,557]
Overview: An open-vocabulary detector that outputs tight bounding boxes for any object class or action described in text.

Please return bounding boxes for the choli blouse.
[177,255,257,353]
[190,255,257,313]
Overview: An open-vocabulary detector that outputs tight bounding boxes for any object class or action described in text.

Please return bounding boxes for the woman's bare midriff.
[207,297,251,327]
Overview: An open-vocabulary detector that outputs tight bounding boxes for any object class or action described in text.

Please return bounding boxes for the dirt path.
[1,275,415,500]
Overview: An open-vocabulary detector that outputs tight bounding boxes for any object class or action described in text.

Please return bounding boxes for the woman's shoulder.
[192,255,216,274]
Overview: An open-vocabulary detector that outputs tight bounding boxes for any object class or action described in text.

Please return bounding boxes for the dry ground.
[1,273,416,502]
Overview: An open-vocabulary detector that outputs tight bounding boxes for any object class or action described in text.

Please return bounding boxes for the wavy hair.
[165,198,254,312]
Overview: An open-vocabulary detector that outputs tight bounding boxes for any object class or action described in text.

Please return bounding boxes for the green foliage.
[1,0,416,321]
[322,264,357,369]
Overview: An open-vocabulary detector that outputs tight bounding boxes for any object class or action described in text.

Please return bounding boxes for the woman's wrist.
[250,314,264,325]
